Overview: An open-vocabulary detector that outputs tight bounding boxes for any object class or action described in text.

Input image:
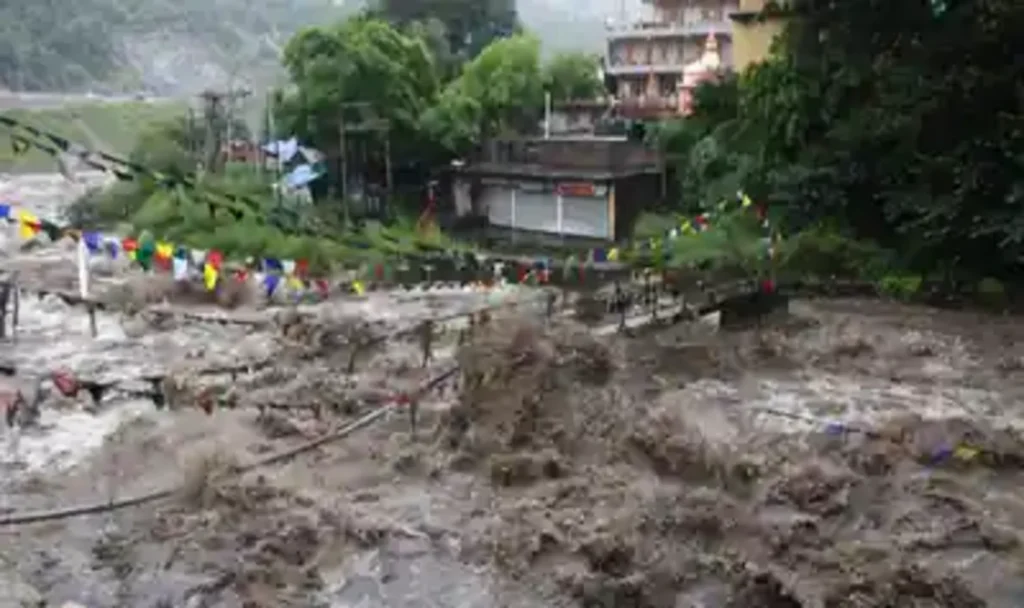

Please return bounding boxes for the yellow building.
[729,0,792,71]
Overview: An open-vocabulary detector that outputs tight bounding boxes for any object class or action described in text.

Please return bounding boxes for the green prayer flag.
[136,239,155,270]
[563,255,577,281]
[11,135,29,156]
[39,220,63,242]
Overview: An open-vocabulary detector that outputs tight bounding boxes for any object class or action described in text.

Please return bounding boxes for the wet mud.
[3,173,1024,607]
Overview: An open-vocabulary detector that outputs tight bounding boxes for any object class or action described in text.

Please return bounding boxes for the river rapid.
[1,171,1023,607]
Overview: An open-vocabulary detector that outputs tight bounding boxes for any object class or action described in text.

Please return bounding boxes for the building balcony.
[605,62,694,76]
[605,20,732,41]
[615,96,682,118]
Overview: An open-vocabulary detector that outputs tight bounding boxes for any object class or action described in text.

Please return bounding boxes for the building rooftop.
[507,135,630,143]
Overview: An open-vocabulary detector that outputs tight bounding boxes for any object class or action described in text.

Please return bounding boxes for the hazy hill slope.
[519,0,639,53]
[0,0,633,95]
[0,0,351,94]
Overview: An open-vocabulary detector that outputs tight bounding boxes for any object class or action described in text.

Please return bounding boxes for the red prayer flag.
[207,250,224,269]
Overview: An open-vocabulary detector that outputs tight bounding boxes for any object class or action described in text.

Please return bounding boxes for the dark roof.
[453,162,659,181]
[729,3,796,23]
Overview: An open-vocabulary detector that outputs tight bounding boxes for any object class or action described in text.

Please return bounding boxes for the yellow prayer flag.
[741,193,753,207]
[608,247,619,261]
[156,242,173,258]
[203,263,218,290]
[286,276,304,290]
[681,220,694,234]
[352,280,365,295]
[17,210,39,239]
[953,445,979,462]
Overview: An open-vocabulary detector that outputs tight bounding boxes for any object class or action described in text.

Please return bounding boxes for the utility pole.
[185,107,197,166]
[338,114,348,225]
[267,92,282,205]
[199,87,251,174]
[337,101,392,224]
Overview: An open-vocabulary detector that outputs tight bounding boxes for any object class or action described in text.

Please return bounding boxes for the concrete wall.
[481,138,659,174]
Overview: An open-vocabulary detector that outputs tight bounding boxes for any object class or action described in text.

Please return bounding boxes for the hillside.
[0,0,352,94]
[521,0,641,53]
[0,0,632,95]
[0,101,185,172]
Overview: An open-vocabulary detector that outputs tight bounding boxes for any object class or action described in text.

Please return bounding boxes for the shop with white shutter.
[450,136,663,243]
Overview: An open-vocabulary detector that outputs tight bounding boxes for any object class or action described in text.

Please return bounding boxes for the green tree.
[371,0,518,59]
[542,51,603,103]
[421,33,543,154]
[652,76,746,212]
[275,17,440,164]
[657,0,1024,280]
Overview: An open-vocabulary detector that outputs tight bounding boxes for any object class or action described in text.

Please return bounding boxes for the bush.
[776,225,892,280]
[877,274,922,300]
[976,277,1007,309]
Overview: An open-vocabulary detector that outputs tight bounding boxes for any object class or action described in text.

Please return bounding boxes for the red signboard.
[556,182,595,197]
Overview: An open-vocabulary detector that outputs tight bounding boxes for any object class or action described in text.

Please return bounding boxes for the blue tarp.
[283,163,322,188]
[262,137,299,162]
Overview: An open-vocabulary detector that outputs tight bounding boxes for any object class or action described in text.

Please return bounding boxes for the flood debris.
[5,257,1024,608]
[398,306,1024,606]
[106,272,258,312]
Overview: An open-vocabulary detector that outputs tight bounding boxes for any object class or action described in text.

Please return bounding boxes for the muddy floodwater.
[3,173,1024,607]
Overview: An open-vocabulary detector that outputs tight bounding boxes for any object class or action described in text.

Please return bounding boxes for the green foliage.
[278,16,594,164]
[404,18,463,81]
[877,275,922,301]
[654,0,1024,282]
[371,0,518,59]
[542,52,603,102]
[277,17,440,155]
[59,13,591,271]
[633,212,682,241]
[450,33,544,137]
[276,18,550,166]
[775,225,892,281]
[0,101,185,172]
[66,116,336,269]
[653,76,747,212]
[422,33,578,154]
[68,105,476,270]
[667,208,771,279]
[976,277,1007,309]
[419,87,483,153]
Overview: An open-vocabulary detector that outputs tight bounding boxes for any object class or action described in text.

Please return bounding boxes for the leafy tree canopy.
[656,0,1024,280]
[371,0,518,59]
[275,17,440,158]
[420,33,543,154]
[542,51,604,103]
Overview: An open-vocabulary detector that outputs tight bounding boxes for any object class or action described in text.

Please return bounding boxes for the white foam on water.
[0,281,540,477]
[677,371,1014,437]
[1,399,153,473]
[0,172,548,480]
[0,296,163,475]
